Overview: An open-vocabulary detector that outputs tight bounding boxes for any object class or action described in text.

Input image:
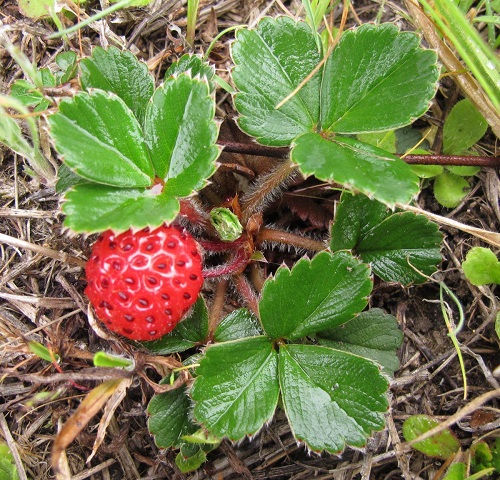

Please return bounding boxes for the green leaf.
[292,133,420,206]
[40,67,56,87]
[446,165,481,176]
[10,80,44,107]
[62,183,179,233]
[55,51,78,84]
[166,54,215,90]
[144,75,219,196]
[148,384,198,448]
[55,163,88,194]
[0,443,19,480]
[443,99,488,154]
[49,90,154,187]
[433,171,470,208]
[321,23,439,133]
[93,351,133,368]
[214,309,263,342]
[259,251,372,341]
[18,0,54,18]
[142,297,209,354]
[210,207,243,241]
[395,126,430,154]
[317,309,403,375]
[357,131,397,153]
[182,428,220,445]
[27,340,59,362]
[80,46,154,124]
[403,414,461,459]
[191,337,279,440]
[231,16,322,146]
[330,193,442,284]
[471,442,493,472]
[279,344,388,453]
[462,247,500,285]
[411,163,444,179]
[442,463,466,480]
[175,443,212,473]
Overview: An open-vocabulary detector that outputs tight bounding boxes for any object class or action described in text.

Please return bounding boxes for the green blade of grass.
[418,0,500,109]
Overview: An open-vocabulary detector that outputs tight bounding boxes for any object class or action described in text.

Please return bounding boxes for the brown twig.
[0,232,86,268]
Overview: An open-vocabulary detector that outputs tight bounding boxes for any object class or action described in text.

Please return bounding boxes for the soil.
[0,0,499,479]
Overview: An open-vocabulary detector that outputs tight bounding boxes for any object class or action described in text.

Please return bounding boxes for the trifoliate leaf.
[279,344,388,453]
[317,309,403,375]
[148,384,198,448]
[331,193,442,284]
[144,75,219,196]
[462,247,500,285]
[292,133,420,206]
[80,46,154,124]
[62,184,179,233]
[231,16,322,146]
[443,98,488,154]
[259,251,372,341]
[142,297,209,354]
[191,337,279,440]
[321,23,438,133]
[49,90,154,187]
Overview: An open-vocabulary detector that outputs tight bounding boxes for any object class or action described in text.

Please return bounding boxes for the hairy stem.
[240,160,299,226]
[233,273,260,317]
[208,278,229,339]
[202,241,252,278]
[256,227,327,252]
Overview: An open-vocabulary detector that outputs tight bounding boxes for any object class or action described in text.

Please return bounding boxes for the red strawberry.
[85,224,203,341]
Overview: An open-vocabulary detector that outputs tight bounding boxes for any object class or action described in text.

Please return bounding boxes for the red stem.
[217,140,500,167]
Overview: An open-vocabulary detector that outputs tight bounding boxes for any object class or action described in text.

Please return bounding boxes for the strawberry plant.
[45,16,447,473]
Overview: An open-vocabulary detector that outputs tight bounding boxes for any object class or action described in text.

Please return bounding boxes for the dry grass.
[1,0,499,478]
